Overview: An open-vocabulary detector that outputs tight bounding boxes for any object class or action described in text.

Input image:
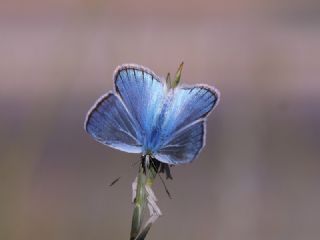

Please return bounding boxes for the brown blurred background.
[1,0,320,239]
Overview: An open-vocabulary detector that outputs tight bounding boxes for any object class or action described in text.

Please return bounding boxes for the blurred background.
[1,0,320,239]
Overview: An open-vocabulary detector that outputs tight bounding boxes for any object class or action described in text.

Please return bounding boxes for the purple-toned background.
[1,1,320,239]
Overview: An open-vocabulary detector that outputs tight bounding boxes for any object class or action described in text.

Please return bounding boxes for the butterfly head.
[144,149,153,156]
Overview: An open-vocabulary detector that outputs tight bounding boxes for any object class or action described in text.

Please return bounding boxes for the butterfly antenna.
[158,171,172,199]
[110,159,141,187]
[150,160,172,199]
[109,176,121,186]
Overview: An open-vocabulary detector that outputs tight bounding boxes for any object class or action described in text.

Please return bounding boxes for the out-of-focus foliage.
[1,1,320,240]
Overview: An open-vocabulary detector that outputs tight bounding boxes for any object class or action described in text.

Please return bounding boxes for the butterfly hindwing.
[85,93,142,153]
[154,120,205,164]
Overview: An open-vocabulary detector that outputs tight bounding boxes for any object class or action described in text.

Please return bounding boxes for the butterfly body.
[85,64,219,165]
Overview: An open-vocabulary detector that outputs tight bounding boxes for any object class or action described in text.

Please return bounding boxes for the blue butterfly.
[85,63,220,165]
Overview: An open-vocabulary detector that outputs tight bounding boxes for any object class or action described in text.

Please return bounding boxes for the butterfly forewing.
[162,86,218,136]
[115,65,166,147]
[85,93,142,153]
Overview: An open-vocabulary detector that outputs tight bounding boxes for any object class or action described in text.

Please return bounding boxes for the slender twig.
[130,157,159,240]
